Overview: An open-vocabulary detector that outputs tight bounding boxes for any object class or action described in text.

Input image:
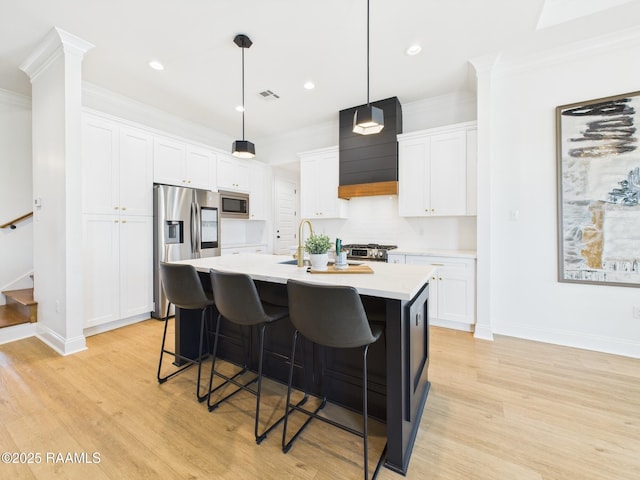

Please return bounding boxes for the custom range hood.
[338,96,402,199]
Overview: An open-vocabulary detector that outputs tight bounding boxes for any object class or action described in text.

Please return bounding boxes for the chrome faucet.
[297,219,314,267]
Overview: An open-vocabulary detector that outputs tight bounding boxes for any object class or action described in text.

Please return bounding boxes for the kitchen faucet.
[297,219,314,267]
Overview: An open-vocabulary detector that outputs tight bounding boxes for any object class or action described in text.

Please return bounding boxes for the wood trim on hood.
[338,181,398,199]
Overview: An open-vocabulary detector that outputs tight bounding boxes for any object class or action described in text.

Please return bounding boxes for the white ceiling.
[1,0,639,141]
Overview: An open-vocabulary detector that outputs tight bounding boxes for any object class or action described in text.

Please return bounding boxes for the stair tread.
[0,305,31,328]
[2,288,35,306]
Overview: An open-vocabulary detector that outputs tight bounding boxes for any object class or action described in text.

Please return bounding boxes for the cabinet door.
[153,136,186,186]
[299,148,347,219]
[186,146,216,190]
[249,161,269,220]
[218,154,249,191]
[83,214,120,327]
[300,157,319,218]
[466,128,478,216]
[398,138,430,217]
[436,269,473,324]
[82,117,118,215]
[119,126,153,216]
[119,215,153,318]
[429,131,467,216]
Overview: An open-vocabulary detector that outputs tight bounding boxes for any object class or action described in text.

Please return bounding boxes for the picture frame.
[556,90,640,287]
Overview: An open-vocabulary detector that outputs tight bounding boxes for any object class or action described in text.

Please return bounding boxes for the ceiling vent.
[258,89,280,101]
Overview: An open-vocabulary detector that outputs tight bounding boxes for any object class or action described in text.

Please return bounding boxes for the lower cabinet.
[83,214,153,328]
[221,244,268,256]
[388,253,476,330]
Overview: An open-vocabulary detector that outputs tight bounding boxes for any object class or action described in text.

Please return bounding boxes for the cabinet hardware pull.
[431,263,444,266]
[432,276,436,280]
[122,220,127,224]
[122,207,126,211]
[439,277,442,280]
[114,206,119,210]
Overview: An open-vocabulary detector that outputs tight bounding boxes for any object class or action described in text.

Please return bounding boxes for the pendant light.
[353,0,384,135]
[231,34,255,158]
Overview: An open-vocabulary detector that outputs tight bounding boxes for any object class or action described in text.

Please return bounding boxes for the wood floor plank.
[0,321,638,479]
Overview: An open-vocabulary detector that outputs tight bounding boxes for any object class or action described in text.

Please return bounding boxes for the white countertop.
[392,248,477,259]
[173,254,436,301]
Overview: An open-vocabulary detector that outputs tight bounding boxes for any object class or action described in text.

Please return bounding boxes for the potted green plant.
[304,233,332,271]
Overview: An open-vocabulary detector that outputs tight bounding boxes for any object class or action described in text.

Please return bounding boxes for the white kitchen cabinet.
[299,147,348,219]
[218,153,250,192]
[82,114,153,216]
[393,254,476,330]
[248,160,270,221]
[221,244,268,256]
[82,214,153,328]
[387,253,406,264]
[398,122,477,217]
[153,135,217,191]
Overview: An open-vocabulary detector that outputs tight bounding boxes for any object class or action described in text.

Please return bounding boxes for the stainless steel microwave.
[219,190,250,219]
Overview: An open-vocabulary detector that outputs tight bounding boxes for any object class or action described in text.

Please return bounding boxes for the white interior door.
[274,176,298,254]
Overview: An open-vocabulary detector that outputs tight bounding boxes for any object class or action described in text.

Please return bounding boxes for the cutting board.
[308,264,374,274]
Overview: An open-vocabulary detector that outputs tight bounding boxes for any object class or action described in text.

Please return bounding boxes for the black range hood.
[338,96,402,199]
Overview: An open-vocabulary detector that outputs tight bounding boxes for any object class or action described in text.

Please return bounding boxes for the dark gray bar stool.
[157,262,215,402]
[283,279,386,480]
[206,269,290,444]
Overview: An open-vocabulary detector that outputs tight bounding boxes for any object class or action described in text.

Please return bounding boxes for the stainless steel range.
[342,243,397,262]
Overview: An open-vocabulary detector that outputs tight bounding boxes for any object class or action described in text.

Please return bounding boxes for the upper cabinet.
[153,135,217,191]
[398,122,477,217]
[82,114,153,216]
[217,154,250,192]
[299,146,348,219]
[248,160,270,221]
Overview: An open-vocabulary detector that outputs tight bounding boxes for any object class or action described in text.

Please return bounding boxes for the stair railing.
[0,212,33,230]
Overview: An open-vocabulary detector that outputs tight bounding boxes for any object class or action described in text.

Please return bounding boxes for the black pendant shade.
[353,0,384,135]
[353,104,384,135]
[231,34,255,158]
[231,139,255,159]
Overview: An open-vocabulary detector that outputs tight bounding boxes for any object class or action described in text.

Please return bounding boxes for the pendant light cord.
[241,45,246,141]
[366,0,370,107]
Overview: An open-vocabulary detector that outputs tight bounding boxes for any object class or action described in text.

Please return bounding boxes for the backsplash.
[310,196,477,250]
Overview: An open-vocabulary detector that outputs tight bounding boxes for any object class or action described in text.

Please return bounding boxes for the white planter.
[310,253,329,271]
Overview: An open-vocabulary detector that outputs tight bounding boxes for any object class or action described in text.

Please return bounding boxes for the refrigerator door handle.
[194,201,202,259]
[190,202,197,256]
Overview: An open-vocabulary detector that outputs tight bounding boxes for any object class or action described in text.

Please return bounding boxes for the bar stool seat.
[282,279,386,480]
[206,269,291,444]
[157,262,215,402]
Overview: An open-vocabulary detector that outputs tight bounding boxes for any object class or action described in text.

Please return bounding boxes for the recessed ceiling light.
[304,81,315,90]
[148,60,165,71]
[406,44,422,56]
[235,105,245,112]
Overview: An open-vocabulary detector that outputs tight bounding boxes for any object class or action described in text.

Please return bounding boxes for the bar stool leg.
[196,309,208,402]
[363,344,369,480]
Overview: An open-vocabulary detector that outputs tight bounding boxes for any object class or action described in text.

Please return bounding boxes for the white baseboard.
[35,324,87,356]
[431,318,475,332]
[494,323,640,359]
[0,322,37,345]
[473,323,495,341]
[83,313,150,337]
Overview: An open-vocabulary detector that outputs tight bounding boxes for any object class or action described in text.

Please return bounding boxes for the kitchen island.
[173,254,435,475]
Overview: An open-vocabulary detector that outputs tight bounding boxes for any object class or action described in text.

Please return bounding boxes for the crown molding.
[0,88,31,108]
[19,27,94,82]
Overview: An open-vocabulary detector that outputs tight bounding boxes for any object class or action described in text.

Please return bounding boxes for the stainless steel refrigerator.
[152,184,221,318]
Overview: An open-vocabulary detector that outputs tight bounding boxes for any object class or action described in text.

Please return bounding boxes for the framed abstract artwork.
[556,91,640,287]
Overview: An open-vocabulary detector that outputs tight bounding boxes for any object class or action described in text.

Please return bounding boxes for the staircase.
[0,288,37,328]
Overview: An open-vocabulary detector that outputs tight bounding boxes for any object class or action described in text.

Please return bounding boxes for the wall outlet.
[633,305,640,319]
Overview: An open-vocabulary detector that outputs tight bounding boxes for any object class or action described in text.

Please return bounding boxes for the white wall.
[0,89,33,298]
[487,28,640,357]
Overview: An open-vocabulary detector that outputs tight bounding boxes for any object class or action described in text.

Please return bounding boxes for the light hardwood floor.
[0,321,638,479]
